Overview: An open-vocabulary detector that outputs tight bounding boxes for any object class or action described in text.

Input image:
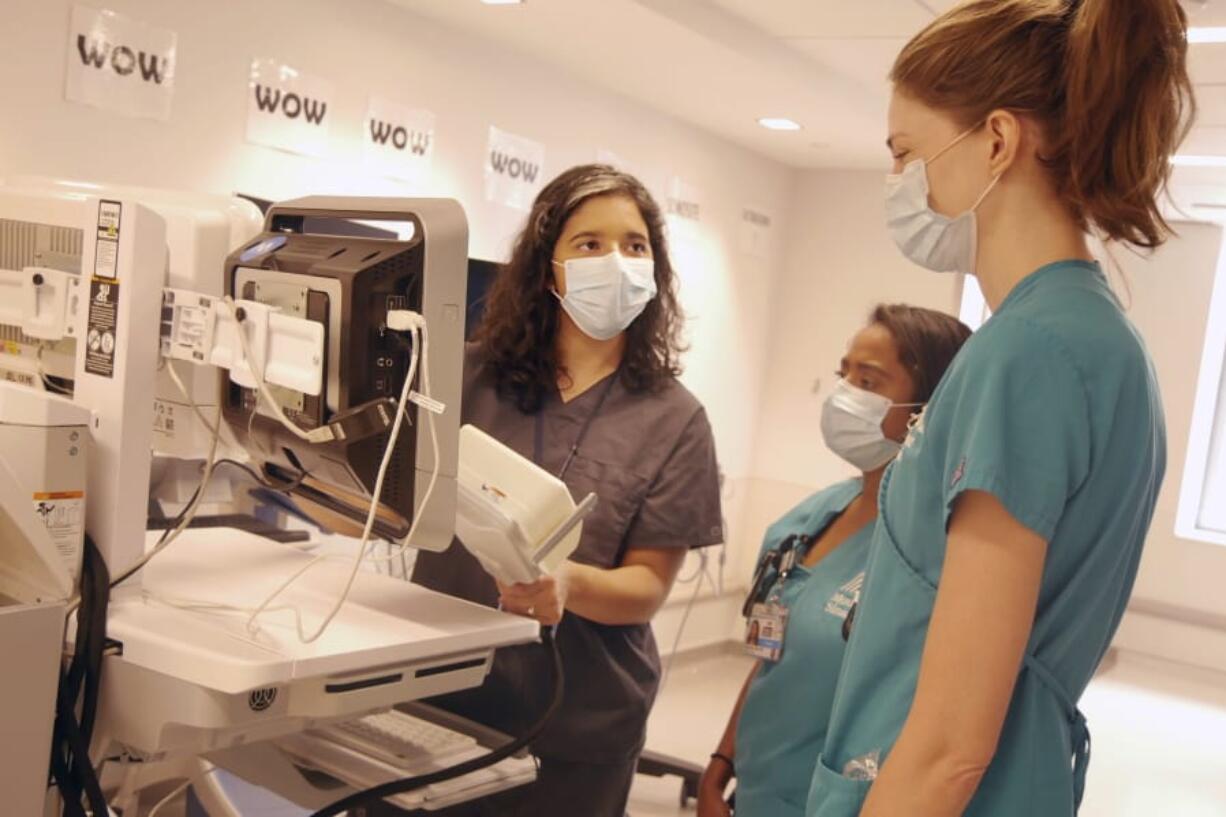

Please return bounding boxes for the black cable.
[78,539,110,747]
[215,457,309,493]
[307,627,565,817]
[53,701,109,816]
[49,750,86,817]
[51,535,111,817]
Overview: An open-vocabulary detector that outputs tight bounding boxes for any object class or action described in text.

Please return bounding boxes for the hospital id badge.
[745,602,788,662]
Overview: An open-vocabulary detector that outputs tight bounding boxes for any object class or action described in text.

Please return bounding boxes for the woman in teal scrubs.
[806,2,1192,816]
[697,305,970,817]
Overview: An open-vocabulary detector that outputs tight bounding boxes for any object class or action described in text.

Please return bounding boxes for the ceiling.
[390,0,1226,172]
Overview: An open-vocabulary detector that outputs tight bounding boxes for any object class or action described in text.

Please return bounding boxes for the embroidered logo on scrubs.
[825,572,865,621]
[951,457,966,489]
[902,405,928,451]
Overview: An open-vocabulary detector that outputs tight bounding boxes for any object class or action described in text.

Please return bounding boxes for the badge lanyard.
[533,371,619,480]
[743,533,806,663]
[742,534,804,617]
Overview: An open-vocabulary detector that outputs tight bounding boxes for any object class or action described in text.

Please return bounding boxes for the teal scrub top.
[806,261,1166,817]
[734,479,873,817]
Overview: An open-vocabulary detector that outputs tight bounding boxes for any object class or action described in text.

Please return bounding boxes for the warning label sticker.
[94,200,122,281]
[85,279,119,378]
[33,491,85,576]
[152,398,181,438]
[94,238,118,280]
[97,201,121,238]
[0,368,36,388]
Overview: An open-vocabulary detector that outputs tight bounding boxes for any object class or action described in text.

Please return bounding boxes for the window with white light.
[1178,238,1226,547]
[957,243,1226,547]
[957,274,990,332]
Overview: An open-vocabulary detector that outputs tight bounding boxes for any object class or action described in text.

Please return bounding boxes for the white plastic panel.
[209,299,324,397]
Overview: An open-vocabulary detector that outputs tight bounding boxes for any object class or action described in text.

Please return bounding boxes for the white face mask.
[552,251,657,341]
[821,379,921,472]
[885,127,1000,275]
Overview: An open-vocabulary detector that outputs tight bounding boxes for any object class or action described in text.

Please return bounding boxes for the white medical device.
[0,180,550,816]
[455,424,594,585]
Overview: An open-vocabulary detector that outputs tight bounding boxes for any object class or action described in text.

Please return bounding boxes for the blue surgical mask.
[821,379,921,472]
[551,251,657,341]
[885,126,1000,275]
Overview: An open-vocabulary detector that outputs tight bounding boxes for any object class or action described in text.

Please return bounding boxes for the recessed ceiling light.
[1171,155,1226,167]
[758,117,802,132]
[1188,27,1226,44]
[480,0,524,5]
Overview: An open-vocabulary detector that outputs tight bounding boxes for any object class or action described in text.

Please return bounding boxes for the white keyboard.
[321,710,480,770]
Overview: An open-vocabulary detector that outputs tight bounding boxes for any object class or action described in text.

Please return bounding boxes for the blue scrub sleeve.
[938,317,1092,542]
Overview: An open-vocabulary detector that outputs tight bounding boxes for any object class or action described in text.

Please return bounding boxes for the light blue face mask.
[551,251,657,341]
[885,126,1001,275]
[821,379,922,472]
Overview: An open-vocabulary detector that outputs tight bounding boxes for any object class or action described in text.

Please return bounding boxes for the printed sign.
[740,205,774,258]
[485,126,545,211]
[94,199,121,279]
[65,5,177,120]
[246,59,334,157]
[85,200,120,379]
[666,177,703,222]
[85,279,118,378]
[152,399,181,438]
[363,97,435,182]
[33,491,86,578]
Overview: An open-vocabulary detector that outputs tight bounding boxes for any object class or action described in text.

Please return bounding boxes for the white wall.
[733,169,961,585]
[10,1,1223,666]
[0,0,796,626]
[1108,221,1226,671]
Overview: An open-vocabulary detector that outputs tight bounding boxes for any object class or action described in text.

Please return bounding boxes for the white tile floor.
[162,645,1226,815]
[627,647,1226,817]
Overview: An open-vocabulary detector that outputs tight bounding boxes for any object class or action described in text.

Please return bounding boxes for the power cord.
[105,359,221,591]
[360,318,441,571]
[660,549,709,692]
[51,534,111,817]
[245,313,436,643]
[307,626,564,817]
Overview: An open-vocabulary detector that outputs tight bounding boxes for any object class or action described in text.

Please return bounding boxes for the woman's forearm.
[860,490,1046,817]
[565,560,677,625]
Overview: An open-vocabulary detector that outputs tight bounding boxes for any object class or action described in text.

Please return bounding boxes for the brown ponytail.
[891,0,1195,249]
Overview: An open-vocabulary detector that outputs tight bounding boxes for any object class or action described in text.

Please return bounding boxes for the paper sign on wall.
[485,126,546,211]
[740,205,774,258]
[246,59,334,157]
[666,177,703,223]
[65,5,177,121]
[364,97,435,182]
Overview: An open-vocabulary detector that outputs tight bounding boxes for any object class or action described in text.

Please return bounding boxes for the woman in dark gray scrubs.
[411,164,724,816]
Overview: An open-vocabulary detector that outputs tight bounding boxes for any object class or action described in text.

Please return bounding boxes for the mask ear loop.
[970,173,1002,211]
[927,122,982,166]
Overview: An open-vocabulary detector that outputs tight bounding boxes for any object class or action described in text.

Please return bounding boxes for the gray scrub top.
[413,344,724,762]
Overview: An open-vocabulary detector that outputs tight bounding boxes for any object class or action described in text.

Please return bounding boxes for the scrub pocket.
[805,753,871,817]
[807,481,935,816]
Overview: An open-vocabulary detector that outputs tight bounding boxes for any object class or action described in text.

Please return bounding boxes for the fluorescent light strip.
[758,117,801,131]
[1188,27,1226,44]
[481,0,524,4]
[1172,155,1226,168]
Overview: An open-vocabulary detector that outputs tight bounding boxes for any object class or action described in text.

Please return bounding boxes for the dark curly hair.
[473,164,686,413]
